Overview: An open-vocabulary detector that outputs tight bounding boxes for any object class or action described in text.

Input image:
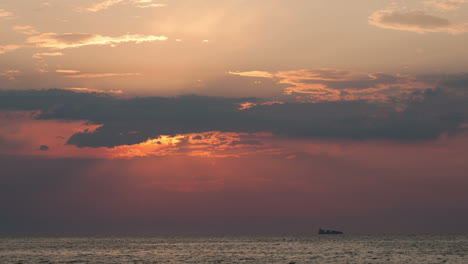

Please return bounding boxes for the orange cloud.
[84,0,125,11]
[53,69,142,78]
[110,132,274,159]
[13,25,39,35]
[0,45,22,55]
[82,0,165,12]
[63,73,143,78]
[56,69,81,74]
[278,69,355,81]
[238,102,257,110]
[0,111,286,160]
[60,87,124,95]
[32,52,64,59]
[231,68,429,102]
[0,70,21,80]
[0,8,15,19]
[238,101,285,110]
[228,71,275,78]
[26,33,168,49]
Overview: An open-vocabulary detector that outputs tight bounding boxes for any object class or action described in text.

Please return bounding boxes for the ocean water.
[0,234,467,263]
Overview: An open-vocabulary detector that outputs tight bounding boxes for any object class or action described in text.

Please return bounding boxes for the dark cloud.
[380,11,450,27]
[439,73,468,91]
[369,10,468,34]
[39,145,50,151]
[0,86,467,148]
[318,73,406,90]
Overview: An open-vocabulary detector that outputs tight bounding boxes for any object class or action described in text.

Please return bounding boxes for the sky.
[1,0,468,235]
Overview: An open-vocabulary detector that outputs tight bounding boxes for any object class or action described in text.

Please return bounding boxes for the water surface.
[1,234,467,263]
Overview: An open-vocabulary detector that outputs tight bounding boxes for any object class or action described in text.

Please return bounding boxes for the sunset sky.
[1,0,468,235]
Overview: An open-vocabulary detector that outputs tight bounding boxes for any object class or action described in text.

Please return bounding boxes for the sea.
[0,234,467,263]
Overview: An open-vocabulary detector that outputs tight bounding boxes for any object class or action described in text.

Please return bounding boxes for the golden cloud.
[26,33,168,49]
[55,70,81,74]
[228,71,275,78]
[110,132,272,159]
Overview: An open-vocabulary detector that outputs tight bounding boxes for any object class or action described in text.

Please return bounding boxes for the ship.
[318,228,343,235]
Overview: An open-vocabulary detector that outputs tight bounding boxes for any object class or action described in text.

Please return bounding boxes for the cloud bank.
[1,81,467,148]
[230,69,429,102]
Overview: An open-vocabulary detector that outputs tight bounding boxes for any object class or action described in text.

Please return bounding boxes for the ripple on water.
[0,234,467,264]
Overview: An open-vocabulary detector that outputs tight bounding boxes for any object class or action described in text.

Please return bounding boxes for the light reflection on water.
[0,234,467,263]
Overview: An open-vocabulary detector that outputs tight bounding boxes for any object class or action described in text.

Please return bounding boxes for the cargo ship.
[318,228,343,235]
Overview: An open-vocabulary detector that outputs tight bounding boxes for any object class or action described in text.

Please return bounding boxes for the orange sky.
[2,0,468,98]
[1,0,468,235]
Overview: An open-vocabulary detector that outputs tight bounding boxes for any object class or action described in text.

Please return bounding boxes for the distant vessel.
[318,228,343,235]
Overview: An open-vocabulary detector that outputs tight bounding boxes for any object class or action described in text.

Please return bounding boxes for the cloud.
[0,45,22,55]
[110,132,273,159]
[26,33,168,49]
[0,8,15,19]
[134,0,165,9]
[368,9,468,34]
[230,69,428,102]
[32,52,64,59]
[423,0,468,10]
[0,70,21,80]
[0,111,279,159]
[82,0,165,12]
[61,88,124,95]
[55,69,81,74]
[228,71,275,78]
[0,111,103,158]
[39,145,50,151]
[84,0,125,11]
[239,101,284,110]
[1,86,467,148]
[63,73,143,78]
[53,69,142,79]
[13,25,39,35]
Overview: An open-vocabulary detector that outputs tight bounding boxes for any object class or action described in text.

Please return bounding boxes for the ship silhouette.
[318,228,343,235]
